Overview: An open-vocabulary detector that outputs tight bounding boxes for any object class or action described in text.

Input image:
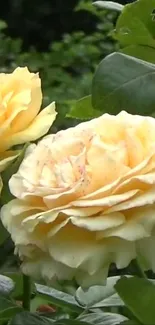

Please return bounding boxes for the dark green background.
[1,0,134,50]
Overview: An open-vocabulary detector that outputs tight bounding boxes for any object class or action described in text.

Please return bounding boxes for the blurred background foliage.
[0,0,133,130]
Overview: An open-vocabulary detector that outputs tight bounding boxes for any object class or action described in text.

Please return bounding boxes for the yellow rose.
[0,66,57,172]
[2,111,155,287]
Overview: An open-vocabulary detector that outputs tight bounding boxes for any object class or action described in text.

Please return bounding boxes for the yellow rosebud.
[0,67,57,171]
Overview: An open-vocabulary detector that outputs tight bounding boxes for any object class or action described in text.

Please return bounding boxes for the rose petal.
[70,212,125,231]
[0,102,57,151]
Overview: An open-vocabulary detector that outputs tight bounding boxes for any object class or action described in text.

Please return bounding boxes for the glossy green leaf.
[2,272,23,299]
[10,311,53,325]
[3,271,36,299]
[0,295,22,321]
[30,295,56,313]
[39,310,70,323]
[115,276,155,325]
[114,0,155,48]
[35,284,83,313]
[0,295,17,311]
[67,95,101,119]
[79,312,128,325]
[0,274,14,296]
[92,52,155,115]
[112,0,155,64]
[120,45,155,64]
[75,276,124,308]
[93,1,124,12]
[54,320,89,325]
[120,321,140,325]
[98,293,124,307]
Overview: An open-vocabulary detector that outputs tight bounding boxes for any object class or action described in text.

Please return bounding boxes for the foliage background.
[0,0,133,130]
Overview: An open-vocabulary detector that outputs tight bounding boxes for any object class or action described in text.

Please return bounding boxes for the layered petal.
[2,111,155,287]
[0,67,57,172]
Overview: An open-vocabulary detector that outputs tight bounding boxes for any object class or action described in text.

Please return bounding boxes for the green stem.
[22,275,31,311]
[77,308,89,320]
[132,259,147,279]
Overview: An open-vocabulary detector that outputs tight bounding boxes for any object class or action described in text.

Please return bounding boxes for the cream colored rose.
[2,111,155,287]
[0,66,57,173]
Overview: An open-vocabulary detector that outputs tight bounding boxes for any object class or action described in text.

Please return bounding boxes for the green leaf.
[30,295,56,313]
[120,45,155,64]
[115,276,155,325]
[67,95,101,120]
[3,271,36,299]
[0,274,15,296]
[79,312,128,325]
[2,272,23,299]
[10,311,53,325]
[0,295,22,322]
[1,143,29,204]
[112,0,155,63]
[75,276,124,308]
[8,272,24,299]
[35,284,83,313]
[35,309,71,323]
[115,0,155,48]
[98,294,124,307]
[92,52,155,115]
[93,1,124,12]
[54,320,89,325]
[0,295,17,311]
[120,321,140,325]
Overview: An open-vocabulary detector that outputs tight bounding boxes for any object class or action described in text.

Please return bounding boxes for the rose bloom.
[0,67,56,176]
[2,111,155,287]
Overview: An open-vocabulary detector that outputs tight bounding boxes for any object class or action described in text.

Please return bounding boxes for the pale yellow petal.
[72,189,139,207]
[114,172,155,195]
[101,222,149,241]
[70,212,125,231]
[0,102,57,151]
[107,237,136,269]
[0,175,3,193]
[81,151,155,201]
[1,199,47,249]
[0,102,30,139]
[21,255,75,282]
[60,207,103,217]
[125,127,144,167]
[10,73,42,132]
[137,236,155,271]
[99,206,155,241]
[106,186,155,213]
[76,267,109,288]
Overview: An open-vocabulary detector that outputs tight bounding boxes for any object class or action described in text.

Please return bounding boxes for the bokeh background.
[0,0,133,130]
